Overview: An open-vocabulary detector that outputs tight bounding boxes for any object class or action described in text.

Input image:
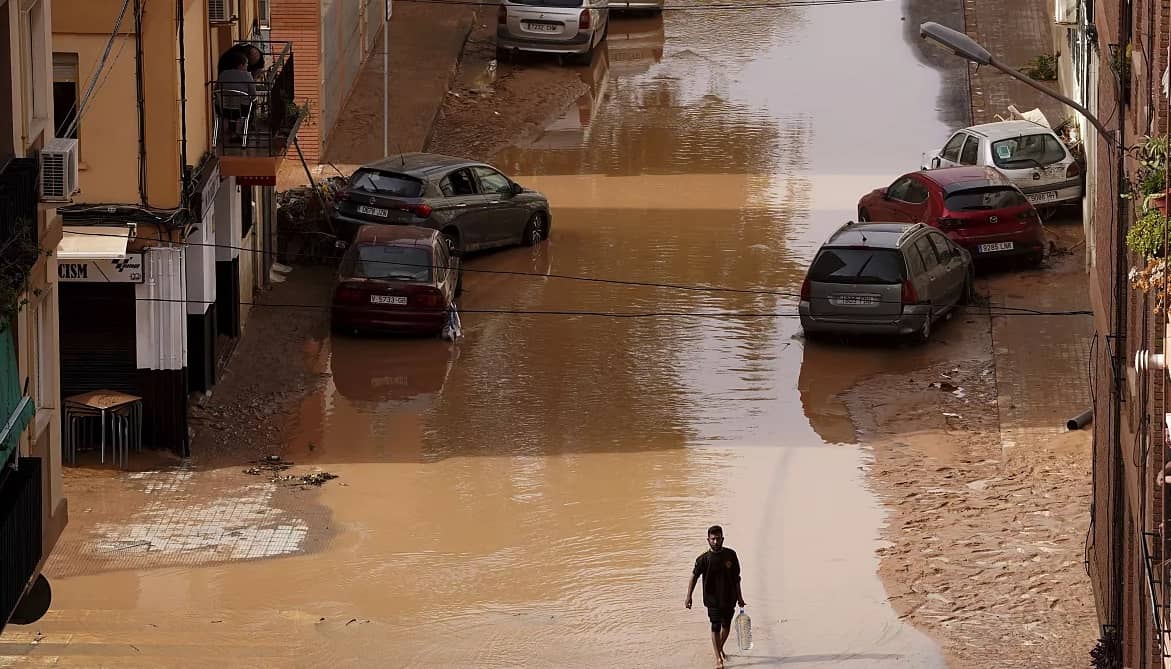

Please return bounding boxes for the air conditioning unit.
[209,0,231,23]
[40,138,79,202]
[1054,0,1078,25]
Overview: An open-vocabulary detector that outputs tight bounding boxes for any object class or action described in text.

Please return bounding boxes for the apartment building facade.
[50,0,301,454]
[1,0,66,634]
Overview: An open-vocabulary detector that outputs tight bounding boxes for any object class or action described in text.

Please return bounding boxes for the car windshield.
[808,248,906,285]
[349,170,424,197]
[945,187,1029,211]
[347,244,432,282]
[990,133,1067,169]
[508,0,584,6]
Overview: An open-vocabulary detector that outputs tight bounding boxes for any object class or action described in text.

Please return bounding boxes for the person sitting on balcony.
[217,43,266,78]
[216,52,257,144]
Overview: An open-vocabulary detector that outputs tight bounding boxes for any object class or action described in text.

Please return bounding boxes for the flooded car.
[857,166,1046,266]
[799,222,973,342]
[331,225,462,336]
[332,153,551,254]
[497,0,610,64]
[922,120,1083,211]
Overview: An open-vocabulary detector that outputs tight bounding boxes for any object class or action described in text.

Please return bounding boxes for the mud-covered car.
[332,153,551,255]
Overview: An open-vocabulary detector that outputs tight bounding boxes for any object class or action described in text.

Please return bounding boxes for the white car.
[922,120,1083,210]
[497,0,610,64]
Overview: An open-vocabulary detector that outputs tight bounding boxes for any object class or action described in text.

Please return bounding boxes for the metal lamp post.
[920,19,1128,640]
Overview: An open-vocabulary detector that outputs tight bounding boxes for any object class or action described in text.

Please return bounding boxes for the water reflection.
[531,45,611,150]
[607,15,665,77]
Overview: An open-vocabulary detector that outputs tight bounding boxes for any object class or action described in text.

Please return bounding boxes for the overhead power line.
[59,228,1093,316]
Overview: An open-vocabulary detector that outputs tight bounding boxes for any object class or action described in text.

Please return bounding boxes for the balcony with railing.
[0,157,40,254]
[211,41,300,186]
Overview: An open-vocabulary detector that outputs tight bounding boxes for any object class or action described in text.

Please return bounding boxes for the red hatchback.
[856,166,1045,265]
[331,225,462,336]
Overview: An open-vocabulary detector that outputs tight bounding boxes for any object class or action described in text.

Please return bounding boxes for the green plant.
[0,221,43,331]
[285,100,312,128]
[1126,207,1168,258]
[1023,53,1058,81]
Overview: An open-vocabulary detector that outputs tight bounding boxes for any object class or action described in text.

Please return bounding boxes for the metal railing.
[0,157,40,251]
[0,457,43,634]
[210,41,297,157]
[1143,531,1171,658]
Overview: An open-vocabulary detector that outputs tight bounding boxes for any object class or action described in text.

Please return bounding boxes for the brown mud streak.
[842,354,1096,668]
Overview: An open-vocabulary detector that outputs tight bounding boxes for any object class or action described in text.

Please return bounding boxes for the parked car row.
[801,120,1085,342]
[497,0,663,64]
[330,153,552,337]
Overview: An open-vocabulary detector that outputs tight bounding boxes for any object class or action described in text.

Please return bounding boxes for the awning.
[56,225,132,260]
[0,328,33,466]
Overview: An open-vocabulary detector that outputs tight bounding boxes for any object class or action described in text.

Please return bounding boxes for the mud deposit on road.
[845,357,1096,668]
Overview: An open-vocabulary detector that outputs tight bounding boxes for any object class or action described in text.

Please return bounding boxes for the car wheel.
[858,208,870,222]
[1029,250,1045,268]
[522,213,546,246]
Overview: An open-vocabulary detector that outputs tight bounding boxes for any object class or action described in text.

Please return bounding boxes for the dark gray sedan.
[332,153,552,254]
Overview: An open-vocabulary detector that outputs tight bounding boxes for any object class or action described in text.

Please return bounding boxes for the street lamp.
[919,21,1111,141]
[921,18,1129,640]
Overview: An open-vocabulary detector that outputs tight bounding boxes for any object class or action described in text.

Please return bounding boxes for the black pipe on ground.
[1067,409,1094,431]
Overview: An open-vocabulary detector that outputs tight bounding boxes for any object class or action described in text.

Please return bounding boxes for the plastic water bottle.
[735,607,753,651]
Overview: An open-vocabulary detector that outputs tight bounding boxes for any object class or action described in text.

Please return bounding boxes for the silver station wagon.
[799,222,974,342]
[497,0,610,63]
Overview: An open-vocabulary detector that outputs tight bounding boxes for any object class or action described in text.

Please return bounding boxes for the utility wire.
[83,293,1093,318]
[59,227,1094,315]
[400,0,891,8]
[60,0,133,141]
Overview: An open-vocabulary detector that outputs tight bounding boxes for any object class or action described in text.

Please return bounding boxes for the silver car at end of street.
[799,222,974,342]
[497,0,610,63]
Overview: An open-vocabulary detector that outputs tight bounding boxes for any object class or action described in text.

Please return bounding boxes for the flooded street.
[8,2,991,666]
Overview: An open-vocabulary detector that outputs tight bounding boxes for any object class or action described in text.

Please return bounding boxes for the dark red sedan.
[856,166,1045,265]
[331,225,462,336]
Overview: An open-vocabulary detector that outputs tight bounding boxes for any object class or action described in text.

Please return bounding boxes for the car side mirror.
[510,182,524,195]
[930,156,942,169]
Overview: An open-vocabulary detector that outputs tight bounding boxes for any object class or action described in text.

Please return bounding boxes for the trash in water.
[442,303,463,341]
[930,381,959,393]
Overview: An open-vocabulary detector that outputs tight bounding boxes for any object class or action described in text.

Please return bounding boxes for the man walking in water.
[685,525,745,667]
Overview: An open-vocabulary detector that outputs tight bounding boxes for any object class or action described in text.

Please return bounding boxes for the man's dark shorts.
[707,606,734,632]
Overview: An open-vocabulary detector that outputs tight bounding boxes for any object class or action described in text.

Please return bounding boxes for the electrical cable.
[57,227,1096,316]
[60,0,133,141]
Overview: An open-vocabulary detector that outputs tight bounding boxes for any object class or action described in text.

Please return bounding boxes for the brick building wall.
[1087,1,1171,665]
[271,0,322,161]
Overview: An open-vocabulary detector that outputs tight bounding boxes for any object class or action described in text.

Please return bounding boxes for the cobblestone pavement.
[42,461,333,578]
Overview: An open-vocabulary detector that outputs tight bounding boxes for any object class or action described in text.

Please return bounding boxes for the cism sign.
[58,254,145,284]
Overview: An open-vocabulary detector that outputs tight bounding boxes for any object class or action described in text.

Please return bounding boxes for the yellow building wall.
[54,0,218,209]
[52,33,138,203]
[182,0,209,162]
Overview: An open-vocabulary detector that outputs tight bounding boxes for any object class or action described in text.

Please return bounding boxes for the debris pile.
[243,455,340,488]
[276,175,349,265]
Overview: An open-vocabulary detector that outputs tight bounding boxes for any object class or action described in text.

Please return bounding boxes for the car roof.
[920,166,1009,193]
[352,223,439,247]
[358,152,482,178]
[963,119,1055,139]
[825,222,923,249]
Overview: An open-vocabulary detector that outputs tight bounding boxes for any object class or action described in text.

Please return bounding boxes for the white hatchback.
[922,120,1083,210]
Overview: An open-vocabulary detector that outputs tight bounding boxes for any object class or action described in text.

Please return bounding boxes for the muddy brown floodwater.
[9,1,1000,667]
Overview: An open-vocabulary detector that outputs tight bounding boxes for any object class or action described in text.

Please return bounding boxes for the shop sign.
[57,254,145,283]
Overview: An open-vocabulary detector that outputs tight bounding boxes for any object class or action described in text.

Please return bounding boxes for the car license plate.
[524,21,559,32]
[830,294,879,306]
[1026,191,1059,204]
[357,205,389,217]
[977,242,1014,253]
[370,295,407,305]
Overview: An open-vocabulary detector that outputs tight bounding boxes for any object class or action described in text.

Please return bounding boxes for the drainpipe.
[176,0,190,213]
[1108,0,1130,647]
[134,0,149,206]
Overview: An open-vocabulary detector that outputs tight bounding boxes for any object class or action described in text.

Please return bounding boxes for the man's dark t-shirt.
[693,548,741,608]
